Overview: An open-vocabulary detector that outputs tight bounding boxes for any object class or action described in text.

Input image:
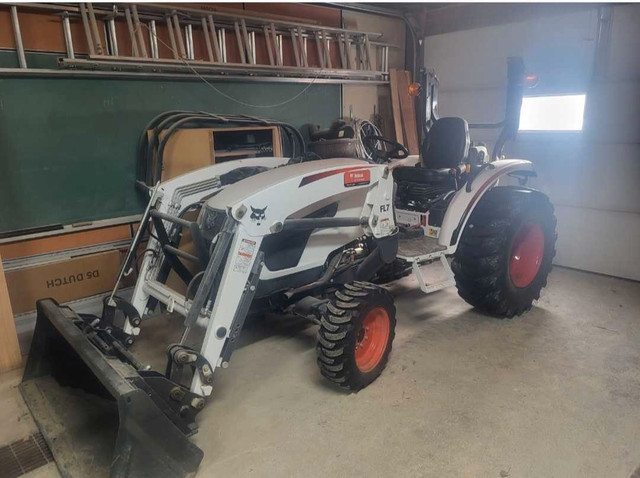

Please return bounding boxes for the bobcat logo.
[250,206,267,225]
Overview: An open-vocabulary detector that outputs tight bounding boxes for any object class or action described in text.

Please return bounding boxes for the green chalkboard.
[0,53,340,235]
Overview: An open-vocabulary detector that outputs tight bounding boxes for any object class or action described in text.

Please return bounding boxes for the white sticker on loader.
[379,217,390,235]
[233,239,256,273]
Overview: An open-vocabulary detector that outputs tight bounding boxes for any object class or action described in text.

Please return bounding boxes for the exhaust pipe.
[20,299,203,478]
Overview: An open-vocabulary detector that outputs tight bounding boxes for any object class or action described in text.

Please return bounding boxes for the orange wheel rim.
[509,221,545,288]
[355,307,390,373]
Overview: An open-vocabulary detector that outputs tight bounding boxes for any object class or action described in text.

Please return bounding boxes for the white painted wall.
[425,5,640,280]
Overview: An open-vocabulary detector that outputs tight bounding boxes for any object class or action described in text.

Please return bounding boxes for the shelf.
[214,149,270,158]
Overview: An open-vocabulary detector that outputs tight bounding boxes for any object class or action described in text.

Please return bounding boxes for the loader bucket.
[20,299,204,478]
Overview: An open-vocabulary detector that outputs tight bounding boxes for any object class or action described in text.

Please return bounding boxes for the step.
[396,235,447,261]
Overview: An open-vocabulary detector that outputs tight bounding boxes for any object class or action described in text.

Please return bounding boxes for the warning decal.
[233,238,256,273]
[379,217,390,235]
[344,169,371,187]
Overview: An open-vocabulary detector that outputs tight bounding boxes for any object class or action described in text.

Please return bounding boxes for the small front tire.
[317,282,396,391]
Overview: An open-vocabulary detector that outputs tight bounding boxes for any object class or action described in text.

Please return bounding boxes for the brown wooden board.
[271,127,283,157]
[404,70,420,153]
[159,129,214,181]
[5,249,128,315]
[0,225,132,260]
[397,70,419,155]
[388,69,405,145]
[0,255,22,372]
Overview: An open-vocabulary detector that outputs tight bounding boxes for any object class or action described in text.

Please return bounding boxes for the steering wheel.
[364,135,409,163]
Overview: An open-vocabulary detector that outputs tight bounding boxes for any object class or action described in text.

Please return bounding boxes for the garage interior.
[0,2,639,478]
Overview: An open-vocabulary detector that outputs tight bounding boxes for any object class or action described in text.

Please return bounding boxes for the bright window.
[519,94,586,131]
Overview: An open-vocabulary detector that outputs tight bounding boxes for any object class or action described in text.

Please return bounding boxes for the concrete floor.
[2,266,640,478]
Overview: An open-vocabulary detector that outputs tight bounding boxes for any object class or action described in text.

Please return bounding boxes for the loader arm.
[121,156,289,334]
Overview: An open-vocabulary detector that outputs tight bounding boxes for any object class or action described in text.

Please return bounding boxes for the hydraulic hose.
[137,111,306,186]
[137,110,195,182]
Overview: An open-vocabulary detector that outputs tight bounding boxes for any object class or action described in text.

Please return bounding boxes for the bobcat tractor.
[20,58,556,478]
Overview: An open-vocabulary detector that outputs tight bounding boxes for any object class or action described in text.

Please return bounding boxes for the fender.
[439,159,536,249]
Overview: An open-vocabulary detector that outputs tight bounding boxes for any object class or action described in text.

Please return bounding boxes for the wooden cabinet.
[152,126,283,181]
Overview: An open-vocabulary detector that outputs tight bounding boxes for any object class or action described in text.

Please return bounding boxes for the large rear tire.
[452,187,557,318]
[317,282,396,391]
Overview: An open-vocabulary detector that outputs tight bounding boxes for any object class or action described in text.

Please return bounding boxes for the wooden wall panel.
[0,256,22,372]
[192,24,208,61]
[6,249,127,315]
[179,3,247,15]
[280,35,296,67]
[19,11,67,53]
[114,20,135,58]
[0,6,100,55]
[0,7,12,50]
[224,29,242,64]
[0,225,132,260]
[245,4,341,28]
[150,20,176,59]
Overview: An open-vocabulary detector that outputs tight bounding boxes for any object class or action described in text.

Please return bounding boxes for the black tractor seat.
[394,117,470,184]
[420,117,470,170]
[393,117,469,213]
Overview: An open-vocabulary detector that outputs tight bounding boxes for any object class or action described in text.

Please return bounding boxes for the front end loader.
[21,156,400,477]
